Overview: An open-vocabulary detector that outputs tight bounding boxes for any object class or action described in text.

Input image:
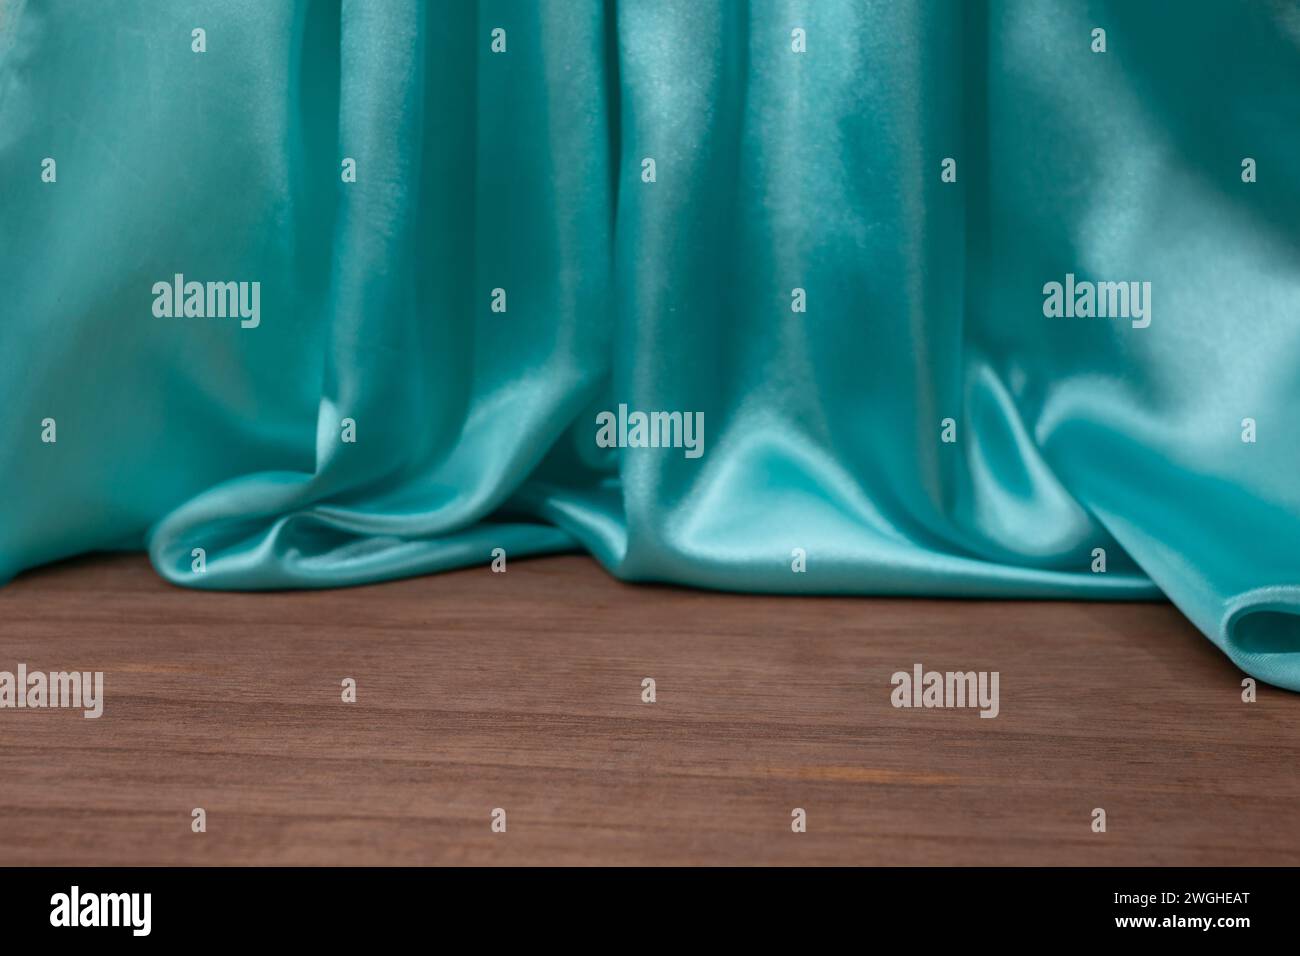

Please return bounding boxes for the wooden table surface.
[1,552,1296,866]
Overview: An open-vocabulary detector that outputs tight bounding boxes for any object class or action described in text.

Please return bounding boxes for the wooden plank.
[0,552,1294,866]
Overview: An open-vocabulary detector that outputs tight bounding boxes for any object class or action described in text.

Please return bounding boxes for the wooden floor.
[0,552,1296,866]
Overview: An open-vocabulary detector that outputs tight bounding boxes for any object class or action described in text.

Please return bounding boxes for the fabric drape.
[2,1,1299,687]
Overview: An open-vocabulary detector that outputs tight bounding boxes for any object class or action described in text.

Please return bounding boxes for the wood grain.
[0,552,1296,866]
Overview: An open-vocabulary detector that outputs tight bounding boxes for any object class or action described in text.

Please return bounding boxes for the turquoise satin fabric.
[3,1,1300,687]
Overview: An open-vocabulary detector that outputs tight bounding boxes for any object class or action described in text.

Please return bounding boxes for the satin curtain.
[3,1,1299,687]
